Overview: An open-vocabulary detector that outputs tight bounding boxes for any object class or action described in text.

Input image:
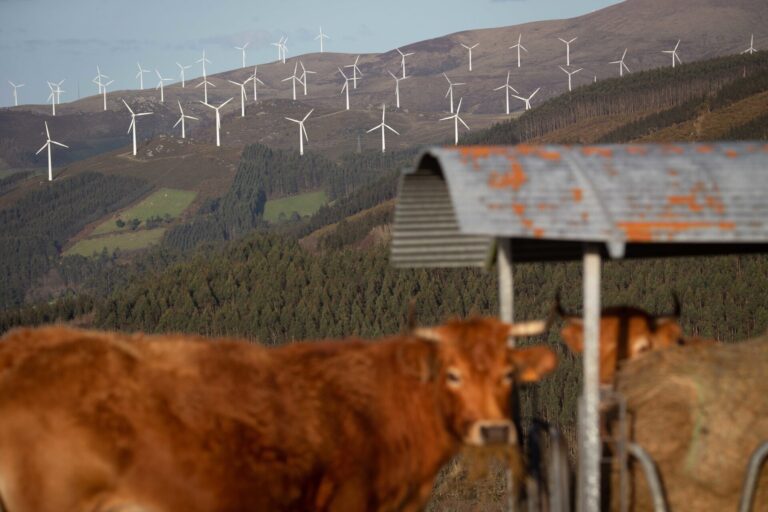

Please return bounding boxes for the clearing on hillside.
[264,190,328,222]
[91,188,197,236]
[65,229,167,257]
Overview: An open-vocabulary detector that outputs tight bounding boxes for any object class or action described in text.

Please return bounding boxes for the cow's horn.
[413,327,444,343]
[553,291,580,321]
[508,320,547,337]
[654,293,681,326]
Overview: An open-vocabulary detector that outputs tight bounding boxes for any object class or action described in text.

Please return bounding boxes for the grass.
[65,229,166,257]
[91,187,197,236]
[264,190,328,222]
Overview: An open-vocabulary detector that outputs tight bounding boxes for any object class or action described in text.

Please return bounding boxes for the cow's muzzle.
[466,420,517,446]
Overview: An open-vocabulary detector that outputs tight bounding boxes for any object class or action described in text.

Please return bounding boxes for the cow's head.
[412,317,556,446]
[554,293,683,359]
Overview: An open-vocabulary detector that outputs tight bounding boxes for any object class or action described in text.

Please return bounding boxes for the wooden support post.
[498,238,514,324]
[580,244,602,512]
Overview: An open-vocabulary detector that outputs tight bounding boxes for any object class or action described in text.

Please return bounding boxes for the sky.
[0,0,622,107]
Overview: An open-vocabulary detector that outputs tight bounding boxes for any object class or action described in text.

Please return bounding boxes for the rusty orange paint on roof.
[581,212,589,222]
[725,149,740,158]
[625,146,648,156]
[487,159,528,191]
[533,228,545,238]
[616,221,736,242]
[537,202,554,211]
[667,168,679,176]
[522,218,534,229]
[572,188,583,203]
[582,147,613,158]
[706,196,725,215]
[513,203,526,216]
[668,195,703,212]
[696,145,714,154]
[661,145,685,155]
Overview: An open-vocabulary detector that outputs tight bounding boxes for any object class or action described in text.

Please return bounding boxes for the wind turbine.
[559,66,582,92]
[388,70,407,109]
[396,48,415,78]
[136,62,150,90]
[299,61,316,95]
[509,34,527,68]
[235,42,249,68]
[367,104,399,153]
[36,121,68,182]
[493,71,518,115]
[439,97,469,145]
[345,56,363,89]
[742,34,756,55]
[196,76,216,104]
[200,98,233,147]
[443,72,465,113]
[46,82,63,116]
[282,62,305,101]
[197,50,211,77]
[512,87,541,111]
[228,76,253,117]
[315,26,329,53]
[8,81,24,107]
[280,38,289,63]
[173,100,198,139]
[461,43,479,71]
[251,66,265,102]
[663,40,682,68]
[558,37,577,66]
[94,76,114,111]
[176,62,191,88]
[93,66,108,94]
[272,37,285,62]
[49,79,65,105]
[338,67,352,110]
[155,70,172,102]
[610,49,630,77]
[285,109,313,156]
[122,99,153,156]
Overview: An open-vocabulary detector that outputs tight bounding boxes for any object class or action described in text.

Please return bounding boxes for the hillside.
[1,0,766,171]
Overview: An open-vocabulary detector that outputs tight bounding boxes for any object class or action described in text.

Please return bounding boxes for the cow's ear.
[398,340,440,383]
[509,346,558,383]
[412,326,447,343]
[507,320,548,337]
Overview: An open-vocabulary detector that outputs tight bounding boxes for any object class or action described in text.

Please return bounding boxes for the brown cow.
[553,294,683,385]
[0,317,557,512]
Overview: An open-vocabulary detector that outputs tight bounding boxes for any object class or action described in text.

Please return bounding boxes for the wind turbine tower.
[280,38,289,63]
[396,48,415,79]
[558,37,577,66]
[272,37,285,62]
[197,50,211,78]
[46,82,62,116]
[36,121,68,182]
[251,66,265,102]
[345,56,363,89]
[93,66,109,94]
[173,100,198,139]
[493,71,518,115]
[200,98,233,147]
[122,99,153,156]
[439,97,470,146]
[177,62,191,88]
[509,34,527,68]
[610,49,630,77]
[228,77,253,117]
[315,26,329,53]
[512,87,541,111]
[300,61,316,95]
[282,62,305,101]
[8,81,24,107]
[367,104,399,153]
[136,62,150,90]
[663,40,682,67]
[559,66,582,92]
[338,67,352,110]
[285,109,313,156]
[155,70,172,102]
[443,73,465,113]
[388,70,407,109]
[742,34,756,55]
[94,76,114,111]
[461,43,479,72]
[235,42,249,68]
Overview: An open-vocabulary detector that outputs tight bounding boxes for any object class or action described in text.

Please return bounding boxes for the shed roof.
[391,143,768,267]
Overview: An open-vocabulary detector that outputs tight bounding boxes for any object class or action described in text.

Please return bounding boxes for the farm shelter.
[390,143,768,511]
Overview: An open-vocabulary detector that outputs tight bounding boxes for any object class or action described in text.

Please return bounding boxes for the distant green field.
[91,188,196,236]
[264,190,327,222]
[65,229,166,257]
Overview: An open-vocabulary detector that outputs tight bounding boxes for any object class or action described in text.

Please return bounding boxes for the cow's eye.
[446,368,462,387]
[503,369,515,385]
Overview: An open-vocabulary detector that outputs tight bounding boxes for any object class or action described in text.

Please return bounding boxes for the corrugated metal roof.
[391,143,768,267]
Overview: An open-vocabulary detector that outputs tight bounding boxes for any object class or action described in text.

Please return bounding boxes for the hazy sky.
[0,0,621,106]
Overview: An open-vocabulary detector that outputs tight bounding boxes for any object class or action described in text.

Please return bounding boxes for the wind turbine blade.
[127,119,135,134]
[530,88,541,99]
[494,85,505,91]
[137,112,153,117]
[45,121,50,139]
[574,68,583,74]
[302,109,314,122]
[173,117,182,128]
[285,117,300,123]
[456,98,463,112]
[301,124,308,142]
[439,115,455,122]
[367,125,381,133]
[459,117,470,130]
[559,65,567,73]
[219,98,233,108]
[385,125,399,135]
[36,142,48,155]
[520,45,528,52]
[51,141,68,148]
[388,70,397,80]
[186,115,199,120]
[200,101,213,109]
[122,99,134,114]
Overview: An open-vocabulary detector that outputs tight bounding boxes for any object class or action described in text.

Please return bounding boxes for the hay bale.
[616,336,768,511]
